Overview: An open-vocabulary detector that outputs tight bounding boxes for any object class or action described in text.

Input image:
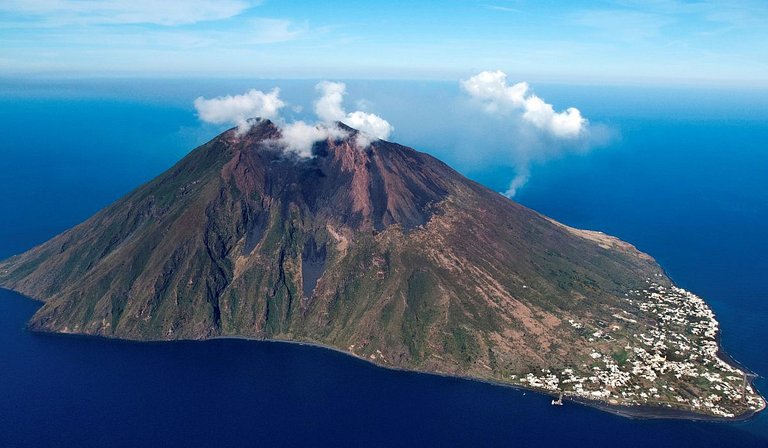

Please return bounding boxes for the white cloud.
[0,0,255,26]
[461,70,587,138]
[194,88,284,133]
[483,5,522,13]
[345,111,394,147]
[277,81,393,153]
[314,81,394,146]
[460,70,599,197]
[461,70,529,110]
[314,81,347,122]
[241,18,308,44]
[570,9,670,42]
[277,121,348,158]
[192,81,393,157]
[523,96,586,139]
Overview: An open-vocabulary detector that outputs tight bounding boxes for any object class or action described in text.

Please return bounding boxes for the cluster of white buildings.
[512,280,765,417]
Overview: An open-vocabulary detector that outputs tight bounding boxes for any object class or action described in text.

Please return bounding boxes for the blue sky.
[1,0,767,86]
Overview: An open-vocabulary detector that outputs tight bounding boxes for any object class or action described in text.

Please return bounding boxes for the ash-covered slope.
[1,119,763,418]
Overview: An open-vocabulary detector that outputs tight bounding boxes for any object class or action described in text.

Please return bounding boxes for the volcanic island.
[1,119,764,420]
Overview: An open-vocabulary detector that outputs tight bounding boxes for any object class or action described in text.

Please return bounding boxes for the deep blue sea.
[1,79,767,447]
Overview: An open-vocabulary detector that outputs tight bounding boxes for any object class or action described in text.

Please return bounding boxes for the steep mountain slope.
[0,119,763,418]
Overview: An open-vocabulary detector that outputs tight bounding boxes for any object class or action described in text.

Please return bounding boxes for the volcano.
[1,119,763,418]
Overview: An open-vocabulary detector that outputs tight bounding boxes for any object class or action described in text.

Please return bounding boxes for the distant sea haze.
[0,79,767,447]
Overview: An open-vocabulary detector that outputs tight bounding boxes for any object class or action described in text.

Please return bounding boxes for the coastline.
[209,335,766,422]
[27,324,767,422]
[3,286,764,422]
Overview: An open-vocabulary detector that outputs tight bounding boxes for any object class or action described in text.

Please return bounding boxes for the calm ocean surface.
[1,79,766,447]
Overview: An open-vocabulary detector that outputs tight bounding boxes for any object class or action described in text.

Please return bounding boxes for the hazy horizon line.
[3,71,768,91]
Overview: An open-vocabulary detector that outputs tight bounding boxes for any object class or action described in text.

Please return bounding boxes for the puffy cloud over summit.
[194,88,285,133]
[277,120,348,158]
[192,75,600,197]
[314,81,393,146]
[461,70,587,139]
[194,80,393,155]
[344,111,393,147]
[314,81,347,123]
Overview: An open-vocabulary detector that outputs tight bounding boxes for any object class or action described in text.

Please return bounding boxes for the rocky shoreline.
[26,318,766,422]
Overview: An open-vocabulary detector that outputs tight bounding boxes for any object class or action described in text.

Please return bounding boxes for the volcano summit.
[0,119,763,419]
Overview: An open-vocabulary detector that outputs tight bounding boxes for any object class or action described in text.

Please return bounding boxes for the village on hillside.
[508,277,765,418]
